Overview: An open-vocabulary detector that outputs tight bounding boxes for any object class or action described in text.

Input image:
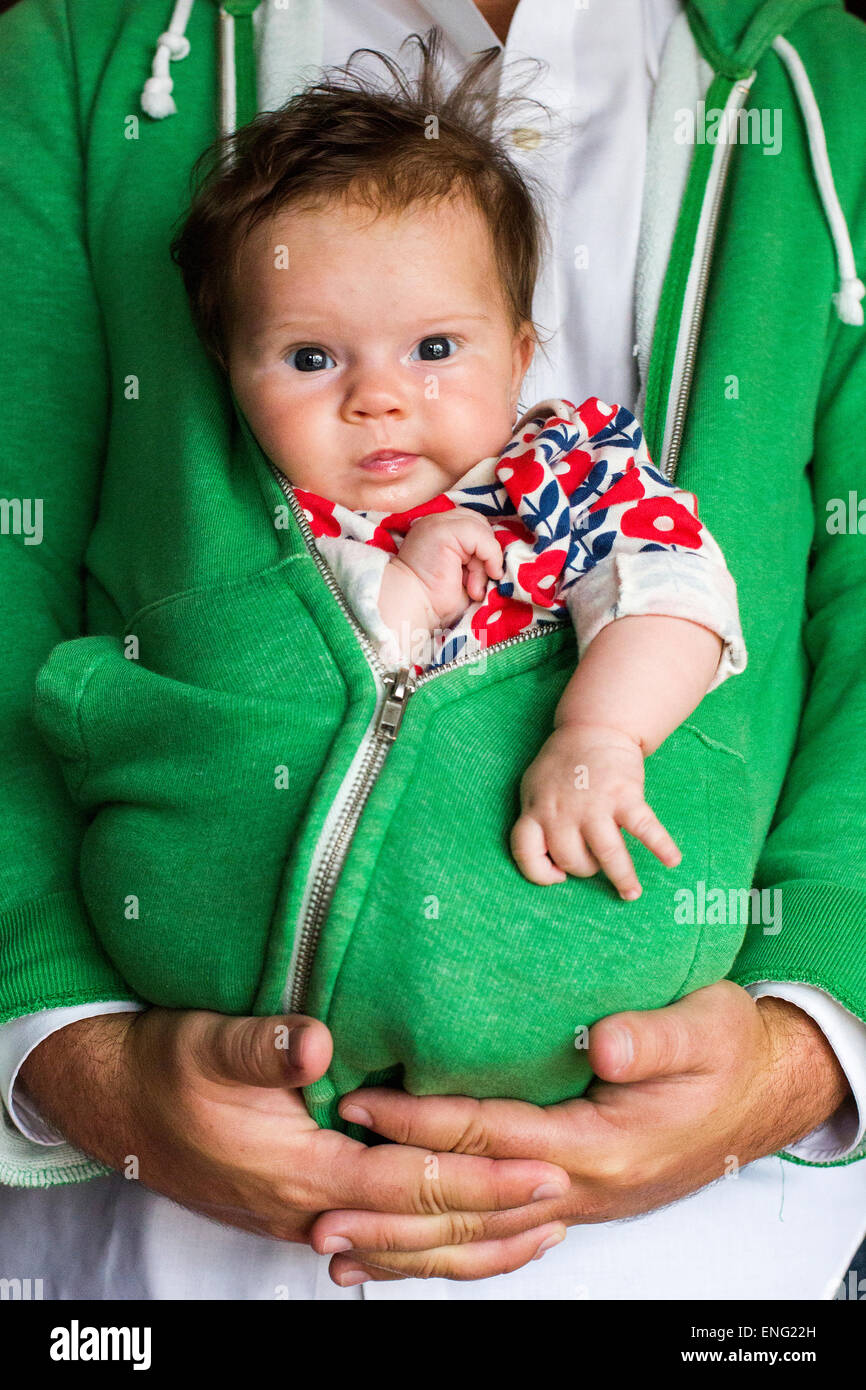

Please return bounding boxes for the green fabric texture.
[1,0,865,1184]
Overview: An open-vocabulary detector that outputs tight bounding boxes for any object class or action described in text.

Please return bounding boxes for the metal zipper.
[269,462,564,1013]
[660,72,757,484]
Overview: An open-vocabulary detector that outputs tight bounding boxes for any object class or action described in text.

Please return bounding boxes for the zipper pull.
[376,666,414,741]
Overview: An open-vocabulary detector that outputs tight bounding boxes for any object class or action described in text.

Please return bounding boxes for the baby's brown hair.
[170,26,555,371]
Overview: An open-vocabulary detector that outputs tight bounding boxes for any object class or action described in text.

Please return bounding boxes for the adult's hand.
[16,1008,570,1260]
[314,982,852,1284]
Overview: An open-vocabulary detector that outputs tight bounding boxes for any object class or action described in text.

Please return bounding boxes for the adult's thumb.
[588,988,724,1084]
[194,1013,333,1089]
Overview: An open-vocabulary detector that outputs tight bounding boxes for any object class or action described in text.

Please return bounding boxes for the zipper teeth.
[270,464,389,676]
[288,620,565,1013]
[410,616,563,688]
[289,724,390,1012]
[270,461,567,1012]
[662,75,756,484]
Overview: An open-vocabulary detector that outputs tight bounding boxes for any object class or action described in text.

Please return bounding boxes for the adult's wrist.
[16,1012,140,1167]
[755,995,851,1147]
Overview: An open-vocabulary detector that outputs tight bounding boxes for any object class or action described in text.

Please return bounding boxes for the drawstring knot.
[140,0,196,120]
[157,30,192,61]
[833,276,866,328]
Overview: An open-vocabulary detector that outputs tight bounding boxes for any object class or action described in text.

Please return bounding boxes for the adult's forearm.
[17,1013,140,1169]
[755,996,852,1149]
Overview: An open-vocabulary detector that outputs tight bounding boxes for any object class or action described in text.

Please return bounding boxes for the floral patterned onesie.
[293,396,747,687]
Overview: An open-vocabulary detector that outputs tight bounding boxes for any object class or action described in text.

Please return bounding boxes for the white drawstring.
[140,0,197,120]
[773,34,865,327]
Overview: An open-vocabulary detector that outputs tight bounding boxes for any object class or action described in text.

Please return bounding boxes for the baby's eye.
[289,346,336,372]
[411,335,459,362]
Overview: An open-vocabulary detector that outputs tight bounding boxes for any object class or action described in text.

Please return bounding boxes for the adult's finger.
[326,1221,568,1286]
[306,1124,571,1217]
[338,1089,604,1170]
[186,1012,333,1089]
[310,1201,562,1257]
[587,980,747,1083]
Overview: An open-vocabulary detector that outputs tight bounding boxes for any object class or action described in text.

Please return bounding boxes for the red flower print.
[516,548,566,607]
[493,516,536,550]
[621,494,704,548]
[577,397,618,435]
[378,495,455,535]
[471,590,534,647]
[365,527,399,555]
[294,489,341,537]
[496,449,545,504]
[588,466,646,512]
[555,446,595,498]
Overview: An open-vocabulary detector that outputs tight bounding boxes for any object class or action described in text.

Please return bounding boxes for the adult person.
[0,0,865,1300]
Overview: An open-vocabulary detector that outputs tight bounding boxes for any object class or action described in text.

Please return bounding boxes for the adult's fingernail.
[606,1026,634,1071]
[341,1104,374,1127]
[533,1230,566,1260]
[322,1236,353,1253]
[531,1182,567,1202]
[338,1270,370,1286]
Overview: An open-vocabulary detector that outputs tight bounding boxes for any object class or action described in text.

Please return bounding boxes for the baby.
[172,31,746,904]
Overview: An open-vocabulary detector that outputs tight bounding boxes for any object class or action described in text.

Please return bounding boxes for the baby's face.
[227,193,535,513]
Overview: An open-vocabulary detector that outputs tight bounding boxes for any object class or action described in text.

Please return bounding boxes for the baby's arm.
[555,611,724,755]
[511,614,723,897]
[376,508,503,666]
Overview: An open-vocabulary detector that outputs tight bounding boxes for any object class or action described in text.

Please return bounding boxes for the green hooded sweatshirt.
[1,0,865,1188]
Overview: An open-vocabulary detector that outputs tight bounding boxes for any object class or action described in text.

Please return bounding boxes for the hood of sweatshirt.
[687,0,863,323]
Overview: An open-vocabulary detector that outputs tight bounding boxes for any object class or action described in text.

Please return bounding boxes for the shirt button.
[510,126,543,150]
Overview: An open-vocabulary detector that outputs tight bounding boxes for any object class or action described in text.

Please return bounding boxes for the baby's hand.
[510,723,682,899]
[394,507,504,629]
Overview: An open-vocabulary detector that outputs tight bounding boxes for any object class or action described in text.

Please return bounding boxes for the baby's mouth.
[357,450,419,476]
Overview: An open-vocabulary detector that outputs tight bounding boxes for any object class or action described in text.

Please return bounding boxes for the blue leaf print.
[590,529,616,562]
[522,479,561,535]
[583,506,608,532]
[439,631,467,666]
[552,507,571,542]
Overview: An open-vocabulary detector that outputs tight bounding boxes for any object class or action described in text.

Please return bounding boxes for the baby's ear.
[513,323,537,382]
